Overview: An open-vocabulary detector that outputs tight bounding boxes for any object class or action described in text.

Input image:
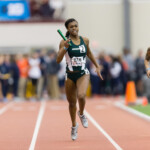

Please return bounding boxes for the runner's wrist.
[96,65,101,69]
[64,46,68,51]
[146,68,150,72]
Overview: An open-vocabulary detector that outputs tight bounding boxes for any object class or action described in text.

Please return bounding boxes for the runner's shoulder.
[59,40,65,47]
[81,36,89,45]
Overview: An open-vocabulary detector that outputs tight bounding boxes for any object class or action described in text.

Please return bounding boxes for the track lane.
[0,101,41,150]
[0,101,13,109]
[1,98,149,150]
[0,101,15,115]
[36,100,116,150]
[0,103,7,109]
[85,99,150,150]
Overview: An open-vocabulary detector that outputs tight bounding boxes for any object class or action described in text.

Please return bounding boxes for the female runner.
[57,18,103,140]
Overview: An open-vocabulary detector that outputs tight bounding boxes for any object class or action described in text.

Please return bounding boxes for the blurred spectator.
[109,55,123,95]
[50,0,65,19]
[17,54,29,99]
[99,52,109,95]
[0,56,4,101]
[5,55,12,94]
[28,52,41,100]
[118,55,127,94]
[29,0,66,20]
[30,0,40,17]
[0,82,3,101]
[9,55,20,98]
[89,50,101,96]
[142,74,150,102]
[37,49,47,99]
[39,0,55,18]
[123,48,135,81]
[103,54,112,95]
[90,61,101,96]
[0,47,148,101]
[135,50,145,96]
[57,57,66,100]
[46,50,60,99]
[0,55,10,102]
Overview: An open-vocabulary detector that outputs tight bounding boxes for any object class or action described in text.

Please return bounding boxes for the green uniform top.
[65,36,87,72]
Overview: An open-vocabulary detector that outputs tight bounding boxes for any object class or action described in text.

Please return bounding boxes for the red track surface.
[0,98,150,150]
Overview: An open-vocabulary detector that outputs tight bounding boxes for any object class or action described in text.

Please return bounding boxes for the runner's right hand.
[147,70,150,78]
[64,39,70,48]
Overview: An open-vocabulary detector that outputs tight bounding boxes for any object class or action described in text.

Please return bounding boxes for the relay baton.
[57,29,71,46]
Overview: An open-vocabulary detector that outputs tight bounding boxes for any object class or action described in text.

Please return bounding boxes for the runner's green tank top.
[65,36,87,72]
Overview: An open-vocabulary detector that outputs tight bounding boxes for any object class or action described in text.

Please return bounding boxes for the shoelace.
[81,114,86,119]
[81,115,87,123]
[81,115,87,119]
[71,128,76,134]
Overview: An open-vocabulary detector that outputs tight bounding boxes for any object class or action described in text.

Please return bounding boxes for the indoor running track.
[0,98,150,150]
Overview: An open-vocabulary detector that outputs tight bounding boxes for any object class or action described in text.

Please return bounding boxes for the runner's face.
[67,21,79,36]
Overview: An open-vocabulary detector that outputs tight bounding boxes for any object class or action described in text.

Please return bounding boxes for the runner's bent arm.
[145,59,149,70]
[56,39,70,63]
[84,37,103,80]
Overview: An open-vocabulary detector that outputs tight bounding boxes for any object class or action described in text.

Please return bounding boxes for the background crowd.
[0,47,148,102]
[29,0,66,20]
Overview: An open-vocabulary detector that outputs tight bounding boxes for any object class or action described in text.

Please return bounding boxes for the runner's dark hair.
[65,18,77,38]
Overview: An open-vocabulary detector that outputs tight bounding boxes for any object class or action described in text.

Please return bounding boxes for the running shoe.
[78,111,88,128]
[71,123,79,141]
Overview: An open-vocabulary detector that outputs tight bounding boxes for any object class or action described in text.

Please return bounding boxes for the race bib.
[71,57,84,66]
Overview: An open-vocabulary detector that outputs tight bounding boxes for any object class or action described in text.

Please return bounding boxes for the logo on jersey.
[72,44,86,53]
[79,45,85,53]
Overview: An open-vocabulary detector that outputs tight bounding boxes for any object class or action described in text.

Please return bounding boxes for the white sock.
[80,114,84,117]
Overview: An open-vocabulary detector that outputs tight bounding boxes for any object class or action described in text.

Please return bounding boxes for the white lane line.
[29,100,46,150]
[115,101,150,121]
[0,101,15,115]
[84,110,123,150]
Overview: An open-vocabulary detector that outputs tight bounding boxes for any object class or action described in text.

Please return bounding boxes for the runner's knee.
[69,101,76,108]
[78,93,86,100]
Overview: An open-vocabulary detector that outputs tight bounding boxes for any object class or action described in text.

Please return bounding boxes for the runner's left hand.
[95,66,103,80]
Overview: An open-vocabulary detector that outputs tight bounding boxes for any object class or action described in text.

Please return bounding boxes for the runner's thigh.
[76,75,90,97]
[65,78,77,102]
